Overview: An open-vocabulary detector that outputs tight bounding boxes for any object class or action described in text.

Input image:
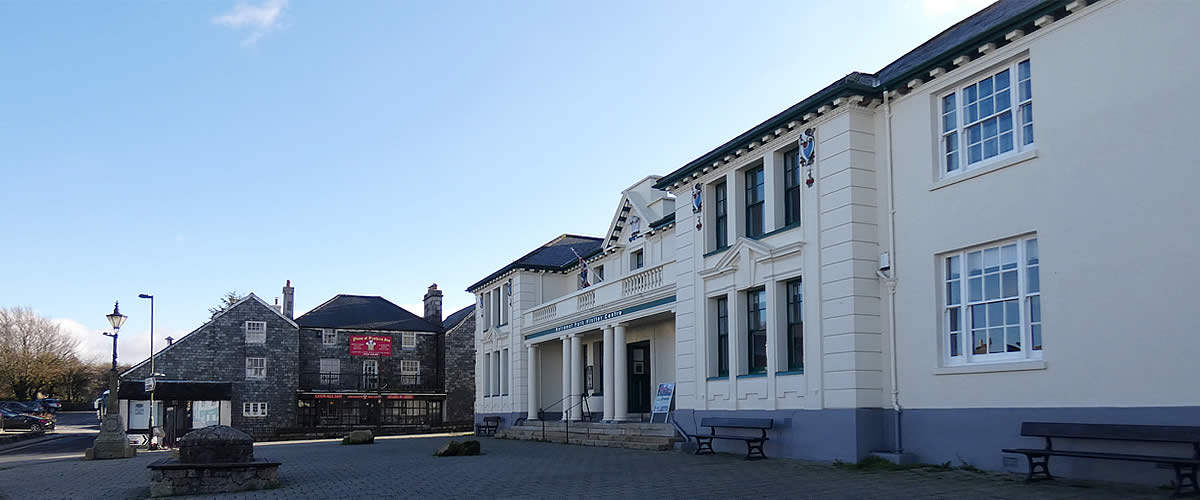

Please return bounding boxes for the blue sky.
[0,0,989,363]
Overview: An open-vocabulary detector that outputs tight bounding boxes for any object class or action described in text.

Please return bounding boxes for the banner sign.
[349,335,392,357]
[386,394,414,400]
[650,383,675,423]
[526,295,676,340]
[314,394,343,399]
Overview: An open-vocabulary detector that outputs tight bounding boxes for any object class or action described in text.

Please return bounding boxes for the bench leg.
[694,437,714,455]
[1024,454,1053,482]
[1174,463,1198,497]
[745,440,766,460]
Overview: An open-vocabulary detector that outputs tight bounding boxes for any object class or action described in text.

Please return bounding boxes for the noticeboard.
[650,383,675,422]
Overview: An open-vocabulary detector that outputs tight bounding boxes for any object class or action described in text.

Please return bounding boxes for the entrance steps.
[496,421,677,451]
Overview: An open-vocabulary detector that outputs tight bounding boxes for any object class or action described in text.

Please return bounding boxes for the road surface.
[0,411,99,465]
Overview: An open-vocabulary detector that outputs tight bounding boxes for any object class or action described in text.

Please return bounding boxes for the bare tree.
[208,291,243,318]
[0,307,81,400]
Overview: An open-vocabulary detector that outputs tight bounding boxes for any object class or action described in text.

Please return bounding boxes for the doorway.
[627,341,651,415]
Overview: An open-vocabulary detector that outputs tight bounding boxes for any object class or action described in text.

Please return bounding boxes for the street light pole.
[138,293,155,448]
[87,301,134,460]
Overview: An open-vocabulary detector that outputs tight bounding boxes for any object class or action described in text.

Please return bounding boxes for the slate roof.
[295,294,443,333]
[467,234,603,292]
[443,304,475,330]
[655,0,1064,190]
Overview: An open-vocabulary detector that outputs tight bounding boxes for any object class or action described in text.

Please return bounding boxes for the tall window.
[714,181,728,249]
[492,351,501,396]
[745,167,765,238]
[401,332,417,348]
[245,357,266,379]
[362,359,378,390]
[747,289,767,374]
[492,289,502,327]
[940,58,1033,176]
[319,358,339,386]
[482,353,491,396]
[715,297,729,377]
[321,329,337,346]
[630,249,644,271]
[786,279,804,372]
[401,359,421,376]
[782,147,801,226]
[944,236,1042,364]
[500,349,509,396]
[244,321,266,344]
[594,265,605,283]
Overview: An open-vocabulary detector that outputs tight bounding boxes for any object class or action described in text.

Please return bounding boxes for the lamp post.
[88,301,135,460]
[138,293,156,448]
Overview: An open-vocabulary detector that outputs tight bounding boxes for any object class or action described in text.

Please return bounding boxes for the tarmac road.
[0,411,100,465]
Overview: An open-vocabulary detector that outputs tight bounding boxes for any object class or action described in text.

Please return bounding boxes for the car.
[36,398,61,413]
[0,409,54,432]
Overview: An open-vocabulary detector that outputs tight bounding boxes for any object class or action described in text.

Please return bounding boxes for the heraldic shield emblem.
[799,128,816,167]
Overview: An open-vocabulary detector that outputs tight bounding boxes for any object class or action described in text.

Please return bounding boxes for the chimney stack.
[423,283,443,327]
[282,280,295,320]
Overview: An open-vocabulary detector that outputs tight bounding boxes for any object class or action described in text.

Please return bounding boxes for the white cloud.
[212,0,287,46]
[54,318,188,369]
[922,0,994,17]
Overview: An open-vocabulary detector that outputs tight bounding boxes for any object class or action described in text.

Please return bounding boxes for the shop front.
[118,380,233,448]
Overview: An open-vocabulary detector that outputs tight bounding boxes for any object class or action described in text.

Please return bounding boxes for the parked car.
[36,398,61,413]
[0,409,54,432]
[1,402,53,420]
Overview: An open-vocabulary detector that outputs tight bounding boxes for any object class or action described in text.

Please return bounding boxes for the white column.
[570,335,583,421]
[526,344,538,420]
[613,325,628,421]
[561,336,572,421]
[602,326,615,422]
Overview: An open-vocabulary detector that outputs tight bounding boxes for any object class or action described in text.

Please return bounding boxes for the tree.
[0,307,81,400]
[208,290,243,318]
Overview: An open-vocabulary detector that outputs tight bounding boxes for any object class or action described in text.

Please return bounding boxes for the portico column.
[570,335,584,421]
[561,336,572,422]
[613,324,628,421]
[526,344,538,420]
[602,326,615,422]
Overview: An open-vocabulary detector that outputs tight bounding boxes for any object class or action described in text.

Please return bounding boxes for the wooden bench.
[693,417,773,460]
[475,416,501,437]
[1002,422,1200,496]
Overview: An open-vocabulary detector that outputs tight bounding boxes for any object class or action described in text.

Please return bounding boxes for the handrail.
[537,393,592,443]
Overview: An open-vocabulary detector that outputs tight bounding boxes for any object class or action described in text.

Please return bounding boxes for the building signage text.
[552,311,624,334]
[349,335,392,357]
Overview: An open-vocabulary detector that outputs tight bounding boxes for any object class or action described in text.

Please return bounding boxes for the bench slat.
[699,417,773,429]
[1002,448,1200,464]
[1020,422,1200,443]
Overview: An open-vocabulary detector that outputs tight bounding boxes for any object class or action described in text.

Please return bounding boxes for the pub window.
[401,332,417,348]
[321,329,337,346]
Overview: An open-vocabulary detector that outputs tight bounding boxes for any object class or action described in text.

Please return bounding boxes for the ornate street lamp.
[87,301,135,460]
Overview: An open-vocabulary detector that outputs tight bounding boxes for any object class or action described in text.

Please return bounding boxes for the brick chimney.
[423,283,443,327]
[282,280,295,320]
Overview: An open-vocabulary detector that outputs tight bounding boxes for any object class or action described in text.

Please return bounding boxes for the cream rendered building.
[473,0,1200,483]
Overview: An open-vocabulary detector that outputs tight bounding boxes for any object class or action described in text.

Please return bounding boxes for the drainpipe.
[881,88,902,454]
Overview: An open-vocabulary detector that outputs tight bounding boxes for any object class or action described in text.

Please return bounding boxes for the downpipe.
[882,89,903,454]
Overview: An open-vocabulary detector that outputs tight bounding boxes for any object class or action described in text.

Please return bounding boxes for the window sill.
[703,247,730,258]
[706,376,729,381]
[933,359,1046,376]
[931,148,1038,191]
[737,372,767,379]
[775,370,804,376]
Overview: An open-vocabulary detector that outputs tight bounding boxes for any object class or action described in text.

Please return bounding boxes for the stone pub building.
[120,282,475,444]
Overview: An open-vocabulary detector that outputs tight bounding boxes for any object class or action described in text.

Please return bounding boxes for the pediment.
[699,237,806,279]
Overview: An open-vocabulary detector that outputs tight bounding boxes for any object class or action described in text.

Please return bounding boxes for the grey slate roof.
[655,0,1064,190]
[443,304,475,330]
[295,294,443,333]
[467,234,603,292]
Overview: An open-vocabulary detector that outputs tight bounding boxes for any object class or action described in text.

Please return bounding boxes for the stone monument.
[85,370,136,460]
[148,425,280,497]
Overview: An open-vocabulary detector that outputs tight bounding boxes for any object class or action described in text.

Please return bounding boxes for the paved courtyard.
[0,433,1167,499]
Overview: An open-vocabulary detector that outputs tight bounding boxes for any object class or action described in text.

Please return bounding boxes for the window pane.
[947,281,961,305]
[971,304,987,329]
[948,307,960,332]
[1001,270,1018,297]
[965,84,977,103]
[968,123,981,143]
[998,111,1013,134]
[980,96,993,118]
[996,88,1010,112]
[1027,267,1040,293]
[1029,295,1041,322]
[943,93,955,113]
[968,277,983,302]
[950,332,960,357]
[968,143,982,164]
[987,302,1004,327]
[1032,325,1042,351]
[983,137,998,158]
[1005,300,1020,325]
[1006,326,1022,352]
[983,247,1000,272]
[979,76,992,96]
[947,255,961,280]
[973,328,987,354]
[988,328,1004,353]
[1019,60,1031,82]
[1026,239,1039,264]
[995,69,1009,90]
[985,274,1000,300]
[999,132,1013,154]
[967,251,982,275]
[943,112,956,133]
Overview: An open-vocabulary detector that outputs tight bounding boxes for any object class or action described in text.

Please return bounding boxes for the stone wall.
[444,314,476,424]
[123,295,299,440]
[297,328,441,391]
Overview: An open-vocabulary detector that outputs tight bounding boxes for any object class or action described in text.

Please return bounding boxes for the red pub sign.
[349,335,392,357]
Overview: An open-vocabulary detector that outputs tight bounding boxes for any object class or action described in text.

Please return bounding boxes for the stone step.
[510,422,675,437]
[498,429,674,446]
[495,430,672,451]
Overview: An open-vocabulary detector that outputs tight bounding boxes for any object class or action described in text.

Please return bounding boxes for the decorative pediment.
[699,237,806,279]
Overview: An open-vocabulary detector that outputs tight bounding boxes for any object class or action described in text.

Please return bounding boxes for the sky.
[0,0,992,364]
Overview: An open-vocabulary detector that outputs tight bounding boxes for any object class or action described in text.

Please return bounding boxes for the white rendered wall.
[881,0,1200,410]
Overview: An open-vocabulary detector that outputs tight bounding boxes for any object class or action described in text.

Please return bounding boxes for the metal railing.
[537,393,592,443]
[298,372,441,393]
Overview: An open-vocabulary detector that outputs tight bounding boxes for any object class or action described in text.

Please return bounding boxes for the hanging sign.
[144,377,156,392]
[650,383,675,423]
[349,335,392,357]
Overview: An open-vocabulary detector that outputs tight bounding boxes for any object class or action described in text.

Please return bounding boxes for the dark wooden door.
[627,341,651,414]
